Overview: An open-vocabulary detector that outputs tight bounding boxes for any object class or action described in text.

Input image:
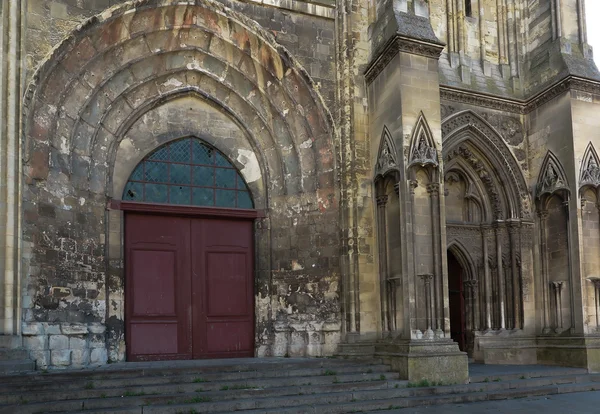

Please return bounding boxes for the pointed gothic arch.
[375,126,400,181]
[536,151,571,208]
[442,110,527,337]
[447,240,477,281]
[442,110,530,220]
[580,143,600,194]
[408,112,439,171]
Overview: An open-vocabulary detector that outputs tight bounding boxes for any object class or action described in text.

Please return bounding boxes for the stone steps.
[0,336,35,375]
[1,359,599,414]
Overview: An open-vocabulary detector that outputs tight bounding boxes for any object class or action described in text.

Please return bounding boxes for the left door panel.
[125,214,192,361]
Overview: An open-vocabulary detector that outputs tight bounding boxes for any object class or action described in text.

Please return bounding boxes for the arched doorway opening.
[448,250,466,352]
[123,137,257,361]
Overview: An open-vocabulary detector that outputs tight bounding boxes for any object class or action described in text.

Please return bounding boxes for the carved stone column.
[508,221,522,329]
[551,281,565,331]
[482,226,493,330]
[464,279,480,331]
[563,200,576,333]
[408,179,420,337]
[0,0,23,336]
[588,278,600,330]
[419,273,434,339]
[427,182,443,335]
[376,195,390,334]
[539,210,552,333]
[494,222,506,330]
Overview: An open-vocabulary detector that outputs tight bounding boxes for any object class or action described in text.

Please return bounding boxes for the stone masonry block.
[51,349,72,367]
[90,348,108,365]
[88,323,106,334]
[24,335,48,351]
[22,322,44,336]
[89,334,105,349]
[49,335,69,350]
[71,349,90,367]
[43,323,62,335]
[29,350,50,369]
[61,323,88,335]
[69,336,87,350]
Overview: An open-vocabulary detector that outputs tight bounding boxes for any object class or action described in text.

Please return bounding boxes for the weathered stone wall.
[20,0,339,368]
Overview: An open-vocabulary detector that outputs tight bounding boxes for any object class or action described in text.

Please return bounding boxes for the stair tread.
[3,359,599,414]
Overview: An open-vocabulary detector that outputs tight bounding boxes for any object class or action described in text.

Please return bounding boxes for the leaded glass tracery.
[123,138,254,209]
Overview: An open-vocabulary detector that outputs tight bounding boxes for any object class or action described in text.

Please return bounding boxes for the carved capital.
[537,210,549,220]
[427,183,440,196]
[588,277,600,289]
[464,279,479,289]
[419,273,434,285]
[408,180,418,195]
[376,195,389,207]
[507,223,521,234]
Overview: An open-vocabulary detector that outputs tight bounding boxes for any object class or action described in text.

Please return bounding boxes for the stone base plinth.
[473,332,537,365]
[375,339,468,384]
[537,336,600,372]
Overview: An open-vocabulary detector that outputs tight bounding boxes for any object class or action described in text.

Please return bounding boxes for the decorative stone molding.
[580,142,600,189]
[439,86,525,114]
[375,126,400,179]
[439,76,600,115]
[365,36,445,85]
[408,112,438,169]
[536,151,570,200]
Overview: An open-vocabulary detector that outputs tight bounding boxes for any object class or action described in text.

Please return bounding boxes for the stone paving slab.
[372,391,600,413]
[468,363,588,377]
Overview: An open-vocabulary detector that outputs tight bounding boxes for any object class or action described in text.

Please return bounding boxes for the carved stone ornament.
[580,143,600,189]
[375,126,399,178]
[408,112,438,169]
[536,152,570,199]
[410,133,438,167]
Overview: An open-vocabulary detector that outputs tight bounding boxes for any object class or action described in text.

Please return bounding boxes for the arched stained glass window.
[122,138,254,209]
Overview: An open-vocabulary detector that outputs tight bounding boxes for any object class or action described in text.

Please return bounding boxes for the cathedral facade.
[1,0,600,381]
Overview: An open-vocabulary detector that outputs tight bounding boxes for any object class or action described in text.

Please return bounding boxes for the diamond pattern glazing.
[122,138,254,208]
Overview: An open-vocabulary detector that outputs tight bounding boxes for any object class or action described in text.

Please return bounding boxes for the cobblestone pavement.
[381,391,600,413]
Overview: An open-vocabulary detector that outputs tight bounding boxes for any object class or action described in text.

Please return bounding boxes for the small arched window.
[465,0,472,17]
[123,138,254,209]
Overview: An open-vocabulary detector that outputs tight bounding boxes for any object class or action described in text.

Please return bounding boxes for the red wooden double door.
[125,213,254,361]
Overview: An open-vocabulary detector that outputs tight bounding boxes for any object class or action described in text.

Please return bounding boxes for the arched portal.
[447,250,466,352]
[442,111,531,349]
[123,138,256,361]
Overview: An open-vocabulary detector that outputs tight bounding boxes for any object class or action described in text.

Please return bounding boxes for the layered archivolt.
[24,0,334,201]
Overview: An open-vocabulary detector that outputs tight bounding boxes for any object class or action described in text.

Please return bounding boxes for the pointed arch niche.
[579,143,600,333]
[536,151,572,334]
[406,113,443,340]
[374,126,402,336]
